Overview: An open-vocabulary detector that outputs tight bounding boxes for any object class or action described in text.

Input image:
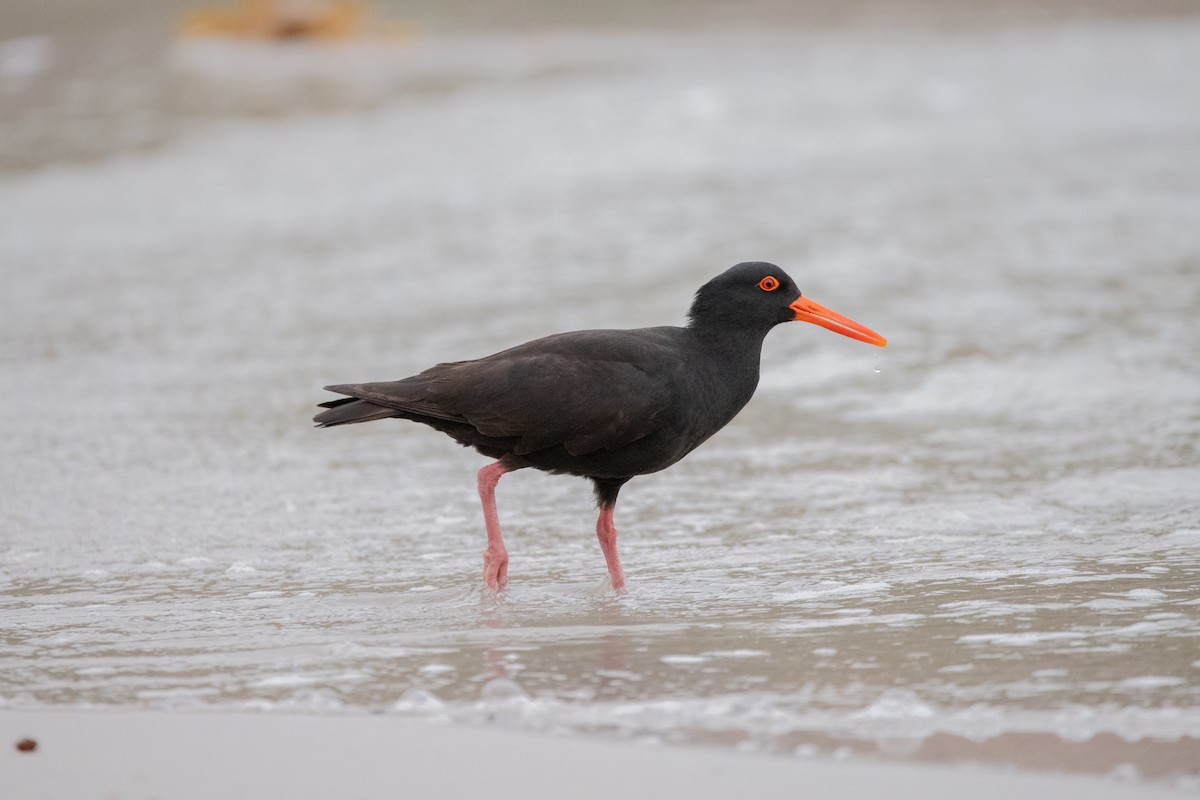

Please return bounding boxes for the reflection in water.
[2,7,1200,788]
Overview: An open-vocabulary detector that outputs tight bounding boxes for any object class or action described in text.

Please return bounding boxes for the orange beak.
[789,296,887,347]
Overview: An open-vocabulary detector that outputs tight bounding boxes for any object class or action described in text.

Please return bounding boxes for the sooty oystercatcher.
[314,262,886,590]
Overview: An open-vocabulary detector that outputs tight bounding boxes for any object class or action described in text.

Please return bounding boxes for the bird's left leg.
[477,461,510,590]
[595,502,626,591]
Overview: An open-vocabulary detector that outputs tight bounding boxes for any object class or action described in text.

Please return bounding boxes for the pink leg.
[477,462,509,590]
[595,504,626,591]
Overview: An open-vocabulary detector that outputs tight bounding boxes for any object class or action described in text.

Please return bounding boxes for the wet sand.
[2,708,1188,800]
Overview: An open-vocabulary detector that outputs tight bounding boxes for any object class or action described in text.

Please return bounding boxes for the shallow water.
[2,6,1199,787]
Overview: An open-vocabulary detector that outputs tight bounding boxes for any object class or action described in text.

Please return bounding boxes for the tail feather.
[313,397,399,427]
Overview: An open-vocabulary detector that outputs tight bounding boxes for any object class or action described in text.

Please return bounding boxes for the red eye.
[758,276,780,292]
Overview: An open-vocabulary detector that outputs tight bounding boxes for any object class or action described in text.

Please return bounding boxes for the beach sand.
[2,708,1186,799]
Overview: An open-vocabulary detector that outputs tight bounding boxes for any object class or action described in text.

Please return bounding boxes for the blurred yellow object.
[180,0,408,41]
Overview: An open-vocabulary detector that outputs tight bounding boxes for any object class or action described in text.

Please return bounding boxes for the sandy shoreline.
[2,709,1186,799]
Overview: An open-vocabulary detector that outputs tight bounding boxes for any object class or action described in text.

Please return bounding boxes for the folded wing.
[316,329,684,457]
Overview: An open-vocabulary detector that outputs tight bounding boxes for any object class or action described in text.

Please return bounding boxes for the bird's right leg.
[477,461,510,590]
[595,502,626,591]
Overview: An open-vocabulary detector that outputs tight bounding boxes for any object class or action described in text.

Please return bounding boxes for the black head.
[687,261,888,346]
[687,262,802,333]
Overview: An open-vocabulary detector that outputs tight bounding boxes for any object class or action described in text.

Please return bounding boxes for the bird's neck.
[686,319,771,384]
[678,322,770,439]
[687,315,773,360]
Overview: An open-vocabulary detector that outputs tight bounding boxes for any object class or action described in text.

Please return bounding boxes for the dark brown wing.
[323,328,687,457]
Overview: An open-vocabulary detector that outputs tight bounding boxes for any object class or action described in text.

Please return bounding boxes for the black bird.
[314,262,886,590]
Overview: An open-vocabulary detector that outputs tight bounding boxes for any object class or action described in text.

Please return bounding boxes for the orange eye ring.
[758,276,780,292]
